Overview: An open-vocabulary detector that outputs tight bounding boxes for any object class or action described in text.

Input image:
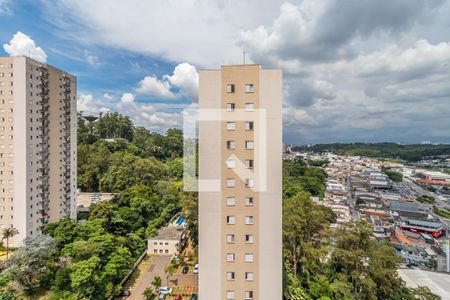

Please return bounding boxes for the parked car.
[175,294,182,300]
[159,287,173,295]
[190,294,198,300]
[182,265,189,274]
[122,289,131,296]
[158,293,166,300]
[193,264,199,274]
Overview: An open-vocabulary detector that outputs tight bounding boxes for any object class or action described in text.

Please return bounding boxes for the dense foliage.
[293,143,450,162]
[383,170,403,182]
[282,158,438,299]
[284,157,327,198]
[0,113,188,299]
[77,113,183,192]
[0,112,440,299]
[0,185,184,299]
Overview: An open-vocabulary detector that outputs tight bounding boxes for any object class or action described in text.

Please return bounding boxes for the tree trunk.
[5,237,9,259]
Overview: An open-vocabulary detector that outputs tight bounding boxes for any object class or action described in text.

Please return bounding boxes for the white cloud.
[78,92,183,133]
[3,31,48,63]
[330,40,450,78]
[164,63,199,100]
[136,63,199,100]
[52,0,450,143]
[136,75,175,98]
[237,0,446,66]
[83,50,100,66]
[120,92,135,105]
[42,0,283,66]
[77,94,95,113]
[280,39,450,143]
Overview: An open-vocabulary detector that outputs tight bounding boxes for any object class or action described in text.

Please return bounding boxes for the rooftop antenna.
[243,50,246,65]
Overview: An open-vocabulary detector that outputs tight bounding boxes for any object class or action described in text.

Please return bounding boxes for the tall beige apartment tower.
[198,65,282,299]
[0,56,77,246]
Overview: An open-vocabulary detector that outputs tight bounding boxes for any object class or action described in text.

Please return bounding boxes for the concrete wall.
[147,239,179,256]
[12,57,28,245]
[259,69,283,300]
[198,69,222,299]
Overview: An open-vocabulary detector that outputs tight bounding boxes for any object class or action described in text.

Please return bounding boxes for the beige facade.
[147,226,183,256]
[199,65,282,300]
[0,56,77,246]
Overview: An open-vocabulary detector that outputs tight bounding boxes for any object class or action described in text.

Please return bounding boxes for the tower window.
[227,141,236,150]
[245,103,254,111]
[227,84,235,93]
[245,141,254,149]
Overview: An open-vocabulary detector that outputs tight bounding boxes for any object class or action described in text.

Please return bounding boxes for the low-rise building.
[147,226,184,256]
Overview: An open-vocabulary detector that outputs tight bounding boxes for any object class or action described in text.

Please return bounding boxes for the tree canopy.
[282,158,439,300]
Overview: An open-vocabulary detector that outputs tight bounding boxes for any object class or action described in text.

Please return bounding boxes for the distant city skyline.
[1,0,450,144]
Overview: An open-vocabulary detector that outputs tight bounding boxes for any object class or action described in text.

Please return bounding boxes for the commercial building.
[198,65,282,300]
[0,56,77,246]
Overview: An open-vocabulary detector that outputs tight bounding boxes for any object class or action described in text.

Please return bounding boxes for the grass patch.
[416,195,435,204]
[433,206,450,219]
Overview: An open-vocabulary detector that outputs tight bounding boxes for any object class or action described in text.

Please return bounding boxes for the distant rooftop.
[390,202,421,213]
[407,219,442,229]
[149,226,183,241]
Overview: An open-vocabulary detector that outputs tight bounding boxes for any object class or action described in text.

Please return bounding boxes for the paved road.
[346,174,359,220]
[129,256,170,300]
[398,268,450,300]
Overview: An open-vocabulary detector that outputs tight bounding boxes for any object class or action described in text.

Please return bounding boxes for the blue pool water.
[175,216,186,226]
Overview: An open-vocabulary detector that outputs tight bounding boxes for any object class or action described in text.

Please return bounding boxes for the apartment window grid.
[223,81,258,296]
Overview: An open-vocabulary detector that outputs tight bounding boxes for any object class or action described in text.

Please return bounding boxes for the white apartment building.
[0,56,77,246]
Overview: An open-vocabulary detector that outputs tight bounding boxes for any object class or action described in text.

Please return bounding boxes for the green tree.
[151,275,162,290]
[384,170,403,182]
[181,192,198,247]
[1,227,19,259]
[94,112,134,141]
[69,256,102,299]
[3,235,57,291]
[411,286,441,300]
[143,287,155,300]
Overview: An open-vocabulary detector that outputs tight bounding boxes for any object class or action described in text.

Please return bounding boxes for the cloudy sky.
[1,0,449,144]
